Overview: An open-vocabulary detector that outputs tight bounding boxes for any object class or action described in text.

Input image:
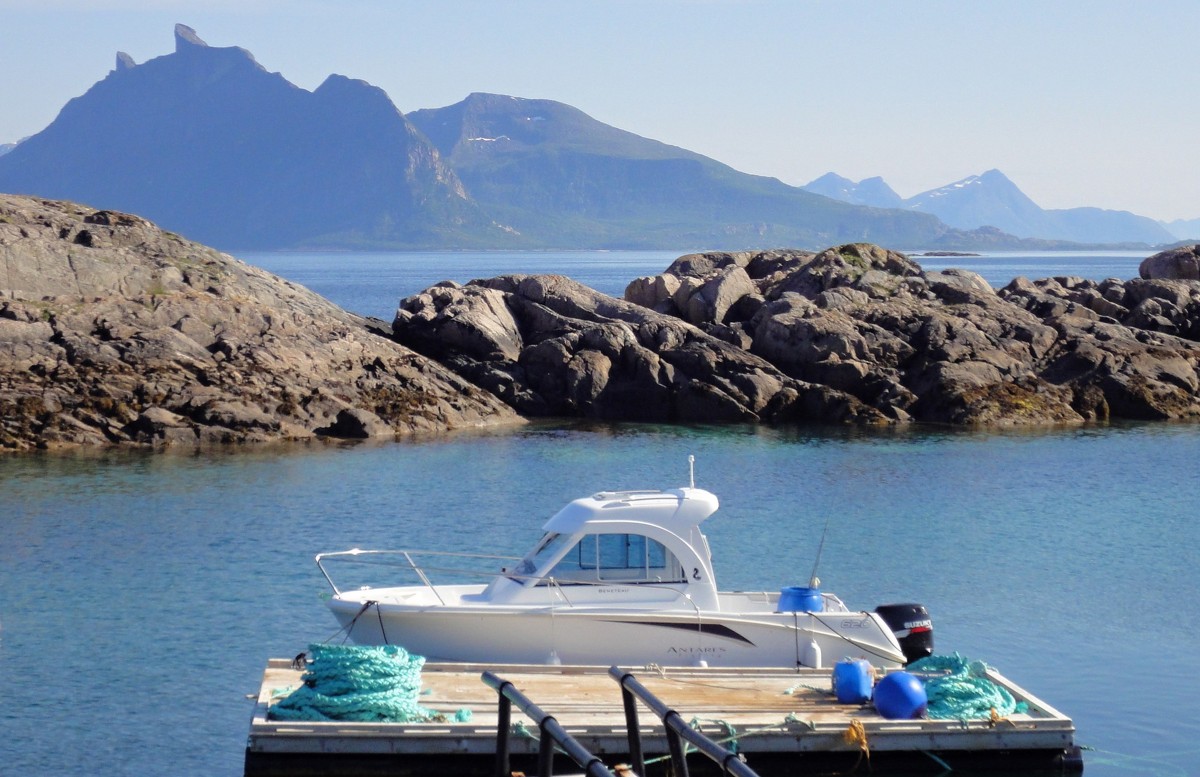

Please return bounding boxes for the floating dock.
[245,660,1082,776]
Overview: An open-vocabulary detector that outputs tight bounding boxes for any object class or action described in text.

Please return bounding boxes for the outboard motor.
[874,603,934,665]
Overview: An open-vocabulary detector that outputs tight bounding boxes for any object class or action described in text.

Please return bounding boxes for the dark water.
[1,250,1195,777]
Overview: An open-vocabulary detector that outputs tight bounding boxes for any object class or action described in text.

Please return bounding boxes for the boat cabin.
[487,488,722,610]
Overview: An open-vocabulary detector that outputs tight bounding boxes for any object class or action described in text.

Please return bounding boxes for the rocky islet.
[5,193,1200,451]
[393,243,1200,426]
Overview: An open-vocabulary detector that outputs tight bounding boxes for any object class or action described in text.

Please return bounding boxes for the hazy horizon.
[2,0,1197,222]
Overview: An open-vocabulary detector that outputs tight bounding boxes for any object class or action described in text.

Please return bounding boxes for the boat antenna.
[809,516,830,588]
[688,454,695,488]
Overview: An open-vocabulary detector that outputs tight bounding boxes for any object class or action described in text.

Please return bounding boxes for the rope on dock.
[642,711,824,768]
[843,719,870,766]
[783,680,827,695]
[688,717,740,754]
[907,653,1029,721]
[269,643,470,723]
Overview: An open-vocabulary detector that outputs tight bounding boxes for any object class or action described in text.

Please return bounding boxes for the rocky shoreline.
[4,193,1200,451]
[0,194,518,450]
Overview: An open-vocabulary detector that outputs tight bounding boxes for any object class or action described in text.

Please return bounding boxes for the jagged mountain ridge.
[0,25,492,249]
[806,169,1175,245]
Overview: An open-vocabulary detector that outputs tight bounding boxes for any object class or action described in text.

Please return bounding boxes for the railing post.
[483,670,617,777]
[495,692,511,777]
[663,711,691,777]
[617,674,645,777]
[608,666,760,777]
[538,719,556,777]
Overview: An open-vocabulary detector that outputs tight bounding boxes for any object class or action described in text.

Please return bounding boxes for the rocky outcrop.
[1140,245,1200,281]
[393,243,1200,425]
[0,194,517,450]
[393,274,885,424]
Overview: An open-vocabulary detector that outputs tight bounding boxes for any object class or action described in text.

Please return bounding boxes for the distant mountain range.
[1164,217,1200,240]
[404,93,977,249]
[0,25,1190,251]
[804,170,1197,244]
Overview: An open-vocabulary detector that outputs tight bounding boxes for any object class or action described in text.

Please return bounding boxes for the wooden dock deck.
[245,660,1082,776]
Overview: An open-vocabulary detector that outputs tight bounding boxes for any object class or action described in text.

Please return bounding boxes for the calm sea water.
[1,250,1196,777]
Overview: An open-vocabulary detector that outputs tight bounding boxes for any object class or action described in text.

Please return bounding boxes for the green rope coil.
[907,653,1029,721]
[270,643,470,723]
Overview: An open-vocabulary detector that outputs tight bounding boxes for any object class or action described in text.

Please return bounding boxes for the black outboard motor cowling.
[874,603,933,665]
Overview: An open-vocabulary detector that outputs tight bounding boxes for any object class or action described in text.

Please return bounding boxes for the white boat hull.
[327,596,907,668]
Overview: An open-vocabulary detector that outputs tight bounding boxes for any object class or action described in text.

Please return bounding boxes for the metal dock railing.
[484,666,760,777]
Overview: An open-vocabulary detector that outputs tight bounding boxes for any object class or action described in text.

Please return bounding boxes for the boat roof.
[541,487,719,535]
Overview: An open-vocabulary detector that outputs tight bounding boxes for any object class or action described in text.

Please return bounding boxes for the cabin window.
[545,533,683,584]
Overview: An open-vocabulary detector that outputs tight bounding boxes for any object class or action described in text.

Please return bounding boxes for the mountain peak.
[174,23,208,52]
[0,24,483,249]
[411,92,634,157]
[170,23,261,69]
[803,172,902,208]
[114,51,136,72]
[464,91,519,104]
[806,172,855,188]
[920,169,1021,199]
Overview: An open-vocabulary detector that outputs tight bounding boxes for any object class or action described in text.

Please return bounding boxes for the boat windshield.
[508,532,573,582]
[542,533,683,585]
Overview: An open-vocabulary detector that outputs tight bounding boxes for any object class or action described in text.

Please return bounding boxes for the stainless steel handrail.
[315,548,521,596]
[316,548,706,615]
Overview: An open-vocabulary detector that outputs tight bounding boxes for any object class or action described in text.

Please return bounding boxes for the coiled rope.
[270,643,470,723]
[907,653,1029,721]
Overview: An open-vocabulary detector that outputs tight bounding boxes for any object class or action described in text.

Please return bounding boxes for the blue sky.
[2,0,1198,221]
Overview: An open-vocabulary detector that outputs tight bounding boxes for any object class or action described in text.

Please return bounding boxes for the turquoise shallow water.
[1,250,1196,776]
[2,423,1197,776]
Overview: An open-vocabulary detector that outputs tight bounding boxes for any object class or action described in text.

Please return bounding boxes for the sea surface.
[1,250,1197,777]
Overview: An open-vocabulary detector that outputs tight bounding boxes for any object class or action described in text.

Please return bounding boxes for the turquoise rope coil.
[270,643,469,723]
[906,653,1029,721]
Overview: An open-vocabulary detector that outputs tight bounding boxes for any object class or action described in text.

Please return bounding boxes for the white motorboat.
[316,477,933,669]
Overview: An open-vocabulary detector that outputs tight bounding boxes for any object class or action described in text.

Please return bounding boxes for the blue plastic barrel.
[778,586,823,612]
[832,658,873,704]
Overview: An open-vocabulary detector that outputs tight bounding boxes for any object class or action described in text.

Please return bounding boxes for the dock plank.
[246,660,1082,776]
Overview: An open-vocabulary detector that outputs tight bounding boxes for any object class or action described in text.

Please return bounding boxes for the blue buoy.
[832,659,873,704]
[874,671,927,719]
[778,586,823,612]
